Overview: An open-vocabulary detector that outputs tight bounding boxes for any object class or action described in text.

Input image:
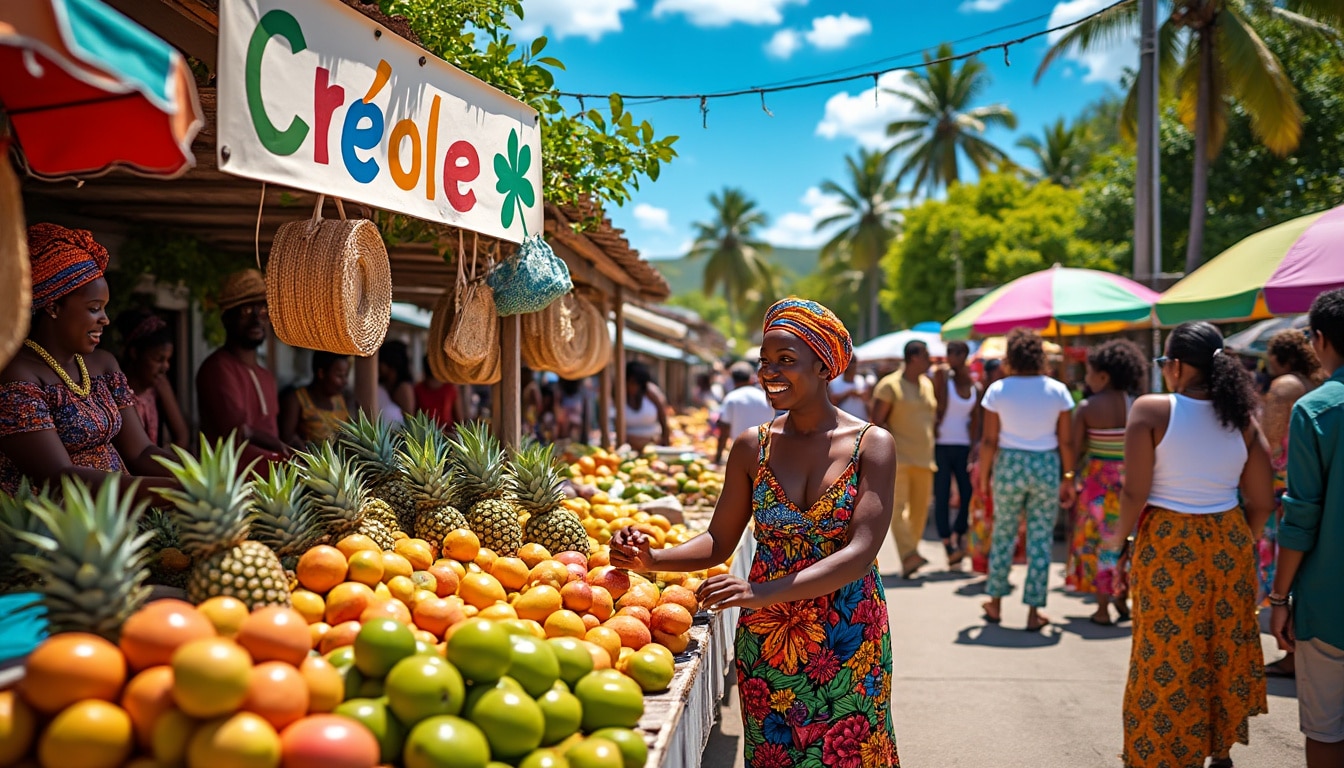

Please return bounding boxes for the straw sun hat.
[216,268,267,311]
[0,153,30,368]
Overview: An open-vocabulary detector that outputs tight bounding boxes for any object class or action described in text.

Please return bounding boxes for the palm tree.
[1016,118,1091,188]
[688,188,773,341]
[1037,0,1340,273]
[884,43,1019,197]
[815,148,903,342]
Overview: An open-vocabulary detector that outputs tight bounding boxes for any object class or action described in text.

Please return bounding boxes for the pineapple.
[339,413,417,532]
[517,442,591,556]
[448,421,522,556]
[251,462,325,566]
[357,499,400,551]
[7,475,153,640]
[156,437,291,610]
[0,479,47,592]
[140,508,191,590]
[401,416,468,548]
[295,442,387,547]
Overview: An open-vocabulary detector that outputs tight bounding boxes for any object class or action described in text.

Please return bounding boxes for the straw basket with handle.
[265,195,392,356]
[565,294,611,379]
[430,284,500,386]
[0,150,30,369]
[445,234,498,368]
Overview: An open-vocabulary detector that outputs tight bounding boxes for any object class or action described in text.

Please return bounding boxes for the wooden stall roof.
[20,0,668,307]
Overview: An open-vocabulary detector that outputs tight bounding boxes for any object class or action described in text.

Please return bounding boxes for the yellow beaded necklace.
[24,339,92,397]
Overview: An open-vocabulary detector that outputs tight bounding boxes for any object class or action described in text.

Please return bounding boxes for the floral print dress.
[736,424,898,768]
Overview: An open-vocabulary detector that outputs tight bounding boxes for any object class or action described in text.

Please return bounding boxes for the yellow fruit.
[38,700,134,768]
[387,575,418,605]
[543,610,587,640]
[515,585,563,624]
[395,539,435,571]
[479,603,519,621]
[442,529,481,563]
[0,690,37,765]
[197,596,251,638]
[584,627,622,665]
[336,534,380,559]
[517,543,552,569]
[289,590,326,625]
[381,552,415,582]
[458,573,508,610]
[346,549,385,587]
[491,557,530,592]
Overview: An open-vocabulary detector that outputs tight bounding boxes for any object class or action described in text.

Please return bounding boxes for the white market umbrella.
[854,330,947,362]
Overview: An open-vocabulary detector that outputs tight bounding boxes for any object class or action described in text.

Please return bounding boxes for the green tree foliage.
[1077,16,1344,274]
[881,173,1117,326]
[687,188,774,340]
[885,43,1018,196]
[815,148,903,342]
[378,0,677,212]
[1016,117,1092,188]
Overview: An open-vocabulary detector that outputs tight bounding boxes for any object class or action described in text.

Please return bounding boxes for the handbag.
[486,234,572,316]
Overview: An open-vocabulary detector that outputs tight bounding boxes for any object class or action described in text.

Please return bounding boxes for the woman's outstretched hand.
[609,526,655,571]
[698,574,771,611]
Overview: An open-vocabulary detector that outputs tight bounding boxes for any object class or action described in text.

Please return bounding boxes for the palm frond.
[1218,5,1304,156]
[1035,0,1140,83]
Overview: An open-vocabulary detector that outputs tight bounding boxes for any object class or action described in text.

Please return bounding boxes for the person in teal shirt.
[1272,287,1344,767]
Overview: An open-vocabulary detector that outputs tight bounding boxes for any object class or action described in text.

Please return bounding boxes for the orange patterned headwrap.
[28,223,109,310]
[763,298,852,381]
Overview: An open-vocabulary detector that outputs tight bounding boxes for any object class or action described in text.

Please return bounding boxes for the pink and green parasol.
[941,265,1159,340]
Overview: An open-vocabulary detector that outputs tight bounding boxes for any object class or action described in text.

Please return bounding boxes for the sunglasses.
[1152,356,1171,366]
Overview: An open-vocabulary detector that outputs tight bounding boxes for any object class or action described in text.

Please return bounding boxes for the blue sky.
[516,0,1135,259]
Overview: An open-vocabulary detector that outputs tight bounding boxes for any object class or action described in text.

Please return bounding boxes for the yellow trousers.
[891,466,934,560]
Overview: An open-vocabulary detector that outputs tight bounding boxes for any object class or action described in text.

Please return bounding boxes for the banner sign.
[217,0,543,242]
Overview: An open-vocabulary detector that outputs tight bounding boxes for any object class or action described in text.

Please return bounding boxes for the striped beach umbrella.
[942,265,1159,340]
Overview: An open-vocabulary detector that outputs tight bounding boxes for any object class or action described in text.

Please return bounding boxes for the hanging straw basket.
[0,151,30,369]
[266,196,392,356]
[431,282,500,386]
[445,234,498,368]
[567,295,611,379]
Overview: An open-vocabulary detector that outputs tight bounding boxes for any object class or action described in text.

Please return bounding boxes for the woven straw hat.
[217,268,267,311]
[266,197,392,357]
[0,154,30,368]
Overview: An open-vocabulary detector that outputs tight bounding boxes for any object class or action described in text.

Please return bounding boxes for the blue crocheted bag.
[487,234,573,316]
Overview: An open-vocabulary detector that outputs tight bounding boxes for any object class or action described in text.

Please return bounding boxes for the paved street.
[701,527,1305,768]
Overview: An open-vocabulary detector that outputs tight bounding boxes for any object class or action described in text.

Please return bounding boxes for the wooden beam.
[498,315,522,449]
[614,287,626,448]
[544,212,640,293]
[596,294,611,450]
[101,0,219,68]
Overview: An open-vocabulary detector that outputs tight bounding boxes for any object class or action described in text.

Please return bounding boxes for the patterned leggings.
[986,448,1060,608]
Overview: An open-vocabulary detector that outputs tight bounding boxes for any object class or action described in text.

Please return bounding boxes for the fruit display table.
[639,530,754,767]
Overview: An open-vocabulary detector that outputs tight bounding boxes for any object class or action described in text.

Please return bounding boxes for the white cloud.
[652,0,806,27]
[514,0,635,41]
[803,14,871,49]
[1046,0,1135,84]
[632,203,672,232]
[760,187,849,248]
[765,29,803,59]
[815,71,919,148]
[960,0,1011,11]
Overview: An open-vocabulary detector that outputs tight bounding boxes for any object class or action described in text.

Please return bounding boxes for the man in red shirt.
[415,355,467,434]
[196,269,289,466]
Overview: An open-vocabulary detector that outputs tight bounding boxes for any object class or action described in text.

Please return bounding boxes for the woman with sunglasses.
[1107,321,1273,768]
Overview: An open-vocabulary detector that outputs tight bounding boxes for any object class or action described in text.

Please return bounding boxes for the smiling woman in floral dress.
[611,298,900,768]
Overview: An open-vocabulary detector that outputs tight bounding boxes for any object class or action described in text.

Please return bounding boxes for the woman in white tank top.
[933,341,978,565]
[1109,322,1274,768]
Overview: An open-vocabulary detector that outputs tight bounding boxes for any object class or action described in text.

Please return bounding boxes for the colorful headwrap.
[28,223,110,310]
[126,314,168,345]
[763,298,852,381]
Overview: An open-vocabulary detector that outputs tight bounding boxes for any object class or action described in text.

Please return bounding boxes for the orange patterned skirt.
[1122,507,1267,768]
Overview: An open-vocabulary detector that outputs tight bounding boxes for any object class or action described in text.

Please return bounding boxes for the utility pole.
[1136,0,1163,392]
[952,228,965,311]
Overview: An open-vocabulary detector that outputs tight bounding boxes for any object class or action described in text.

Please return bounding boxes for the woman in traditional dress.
[610,299,900,767]
[115,308,189,449]
[0,224,176,501]
[1107,321,1273,768]
[1065,339,1147,625]
[1257,329,1321,678]
[279,351,352,448]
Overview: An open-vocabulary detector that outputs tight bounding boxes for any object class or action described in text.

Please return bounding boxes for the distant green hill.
[651,247,821,296]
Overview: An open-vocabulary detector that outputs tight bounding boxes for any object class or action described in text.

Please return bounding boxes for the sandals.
[1265,658,1295,678]
[980,601,1001,624]
[902,553,929,579]
[1025,618,1052,632]
[1088,614,1115,627]
[1209,758,1233,768]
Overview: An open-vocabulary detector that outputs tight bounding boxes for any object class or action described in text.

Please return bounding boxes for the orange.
[458,572,507,610]
[616,606,651,627]
[657,585,699,614]
[0,690,36,765]
[296,545,348,593]
[309,622,331,650]
[652,629,690,654]
[119,600,217,672]
[650,604,693,636]
[241,661,310,730]
[38,699,133,768]
[515,585,563,623]
[381,552,415,582]
[582,614,601,631]
[120,666,176,750]
[171,637,253,718]
[187,711,281,768]
[197,596,250,638]
[473,547,498,572]
[426,565,461,598]
[346,549,385,587]
[585,642,613,671]
[587,549,611,569]
[586,566,630,601]
[412,597,465,639]
[584,627,622,665]
[517,543,552,568]
[237,606,312,667]
[646,514,672,532]
[478,602,518,621]
[705,563,730,578]
[324,582,375,625]
[386,575,417,605]
[560,581,593,613]
[299,657,345,714]
[491,557,530,591]
[335,534,380,559]
[290,590,327,625]
[543,610,587,640]
[318,620,361,655]
[21,633,126,714]
[527,560,570,590]
[360,598,413,625]
[617,582,658,612]
[588,587,615,622]
[442,529,481,563]
[602,616,651,650]
[394,539,435,570]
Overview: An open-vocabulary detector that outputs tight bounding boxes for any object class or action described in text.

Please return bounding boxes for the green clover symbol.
[494,128,535,236]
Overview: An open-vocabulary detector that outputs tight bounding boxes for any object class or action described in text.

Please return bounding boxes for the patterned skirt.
[1255,462,1287,604]
[1066,457,1125,595]
[1122,507,1267,768]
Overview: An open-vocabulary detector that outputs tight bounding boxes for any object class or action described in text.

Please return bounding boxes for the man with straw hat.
[196,269,289,467]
